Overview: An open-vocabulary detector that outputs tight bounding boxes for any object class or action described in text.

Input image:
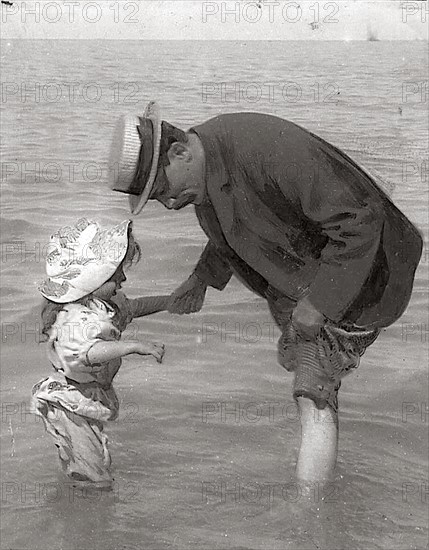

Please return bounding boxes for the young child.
[31,218,169,488]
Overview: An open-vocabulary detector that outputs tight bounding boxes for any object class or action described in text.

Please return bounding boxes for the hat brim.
[129,101,162,215]
[39,220,131,303]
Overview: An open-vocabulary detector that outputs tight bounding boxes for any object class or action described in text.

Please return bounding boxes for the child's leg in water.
[31,377,114,487]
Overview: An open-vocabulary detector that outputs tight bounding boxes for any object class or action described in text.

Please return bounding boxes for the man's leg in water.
[291,337,342,484]
[269,295,377,482]
[292,324,379,482]
[296,396,338,482]
[269,299,339,481]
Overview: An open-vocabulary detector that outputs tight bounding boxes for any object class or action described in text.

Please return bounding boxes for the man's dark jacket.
[190,113,422,328]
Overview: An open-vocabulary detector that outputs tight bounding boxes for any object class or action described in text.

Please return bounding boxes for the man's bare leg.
[296,396,338,482]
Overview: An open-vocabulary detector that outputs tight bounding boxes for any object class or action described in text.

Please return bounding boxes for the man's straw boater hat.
[38,218,131,303]
[108,101,162,215]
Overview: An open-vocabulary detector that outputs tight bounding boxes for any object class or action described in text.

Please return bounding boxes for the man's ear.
[168,142,191,161]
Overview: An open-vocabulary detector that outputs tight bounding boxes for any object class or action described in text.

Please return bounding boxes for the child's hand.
[135,342,165,363]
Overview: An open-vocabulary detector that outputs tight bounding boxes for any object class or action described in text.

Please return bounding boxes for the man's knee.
[294,387,340,414]
[295,395,317,412]
[295,394,338,428]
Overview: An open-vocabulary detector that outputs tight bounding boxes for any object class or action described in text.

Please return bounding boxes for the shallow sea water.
[0,40,428,549]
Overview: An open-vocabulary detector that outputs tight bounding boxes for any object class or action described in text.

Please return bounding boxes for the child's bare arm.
[129,295,171,318]
[87,340,165,365]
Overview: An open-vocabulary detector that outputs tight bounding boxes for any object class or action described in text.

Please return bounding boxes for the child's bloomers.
[31,218,169,488]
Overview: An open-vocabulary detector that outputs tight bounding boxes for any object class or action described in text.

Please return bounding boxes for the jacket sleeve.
[276,144,385,322]
[193,241,233,290]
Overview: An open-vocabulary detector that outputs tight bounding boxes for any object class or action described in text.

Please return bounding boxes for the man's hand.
[168,273,207,314]
[292,296,325,340]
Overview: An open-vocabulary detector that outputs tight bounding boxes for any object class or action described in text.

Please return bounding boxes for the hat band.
[128,118,154,196]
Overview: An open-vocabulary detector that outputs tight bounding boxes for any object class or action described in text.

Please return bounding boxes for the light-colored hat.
[108,101,162,215]
[38,218,131,303]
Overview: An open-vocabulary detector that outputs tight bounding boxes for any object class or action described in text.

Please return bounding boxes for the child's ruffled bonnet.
[38,218,131,303]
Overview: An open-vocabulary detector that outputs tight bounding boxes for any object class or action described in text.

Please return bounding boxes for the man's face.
[152,168,194,210]
[151,142,203,210]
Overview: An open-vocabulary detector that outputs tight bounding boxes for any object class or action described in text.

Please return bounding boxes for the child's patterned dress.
[31,293,165,487]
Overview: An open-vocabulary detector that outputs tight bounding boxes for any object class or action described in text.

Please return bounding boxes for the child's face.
[92,268,127,301]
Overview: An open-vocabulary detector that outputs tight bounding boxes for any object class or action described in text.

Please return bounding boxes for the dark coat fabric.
[191,113,422,329]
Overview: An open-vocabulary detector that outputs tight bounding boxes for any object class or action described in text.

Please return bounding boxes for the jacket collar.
[189,125,229,198]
